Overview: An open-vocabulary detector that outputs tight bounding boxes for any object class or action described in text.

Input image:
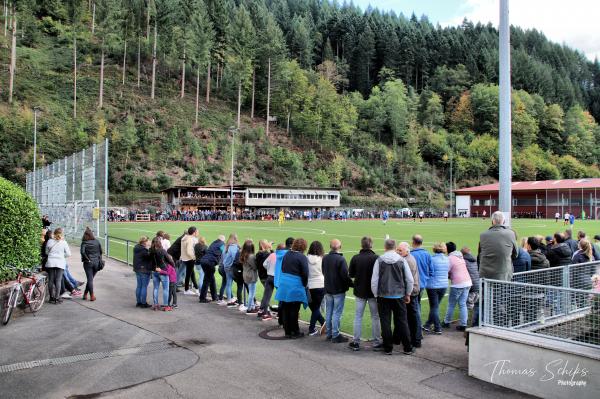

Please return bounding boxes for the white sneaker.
[60,292,72,299]
[183,290,194,296]
[217,300,227,306]
[191,288,199,295]
[238,305,248,312]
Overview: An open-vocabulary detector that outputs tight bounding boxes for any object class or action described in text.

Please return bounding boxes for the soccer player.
[555,212,560,223]
[564,212,570,226]
[443,211,448,222]
[569,213,575,228]
[418,210,424,223]
[278,209,285,226]
[382,210,389,225]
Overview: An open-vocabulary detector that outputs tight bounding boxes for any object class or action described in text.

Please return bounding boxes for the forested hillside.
[1,0,600,208]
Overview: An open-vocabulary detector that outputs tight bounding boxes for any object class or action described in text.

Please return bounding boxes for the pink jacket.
[448,252,472,288]
[160,264,177,283]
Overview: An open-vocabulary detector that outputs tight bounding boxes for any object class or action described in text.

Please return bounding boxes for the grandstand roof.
[454,178,600,194]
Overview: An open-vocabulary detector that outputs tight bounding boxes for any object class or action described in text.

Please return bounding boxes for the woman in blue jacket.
[424,242,449,334]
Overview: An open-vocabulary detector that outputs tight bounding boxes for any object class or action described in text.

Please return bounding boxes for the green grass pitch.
[107,218,600,338]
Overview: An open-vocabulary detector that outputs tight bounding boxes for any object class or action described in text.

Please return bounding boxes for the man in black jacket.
[167,231,186,290]
[348,237,381,351]
[547,233,572,267]
[322,239,353,343]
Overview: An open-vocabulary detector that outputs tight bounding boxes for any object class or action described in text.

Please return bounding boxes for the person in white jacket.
[45,228,71,304]
[371,239,414,355]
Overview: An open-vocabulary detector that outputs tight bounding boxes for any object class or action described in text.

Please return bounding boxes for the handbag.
[96,258,105,271]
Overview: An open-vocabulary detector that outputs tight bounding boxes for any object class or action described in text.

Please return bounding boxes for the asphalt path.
[0,248,533,399]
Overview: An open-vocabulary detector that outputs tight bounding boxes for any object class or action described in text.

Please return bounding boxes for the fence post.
[562,265,570,315]
[479,279,485,327]
[106,236,110,257]
[126,240,130,266]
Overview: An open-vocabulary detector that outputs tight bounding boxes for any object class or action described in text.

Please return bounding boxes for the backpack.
[232,251,244,283]
[167,234,184,261]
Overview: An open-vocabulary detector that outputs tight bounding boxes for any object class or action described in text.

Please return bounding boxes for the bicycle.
[2,266,48,325]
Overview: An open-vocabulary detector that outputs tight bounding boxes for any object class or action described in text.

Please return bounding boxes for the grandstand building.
[454,178,600,219]
[161,185,341,212]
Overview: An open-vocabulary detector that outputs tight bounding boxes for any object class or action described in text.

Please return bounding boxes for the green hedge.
[0,177,41,282]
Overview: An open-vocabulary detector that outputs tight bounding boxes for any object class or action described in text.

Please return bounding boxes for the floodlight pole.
[499,0,512,226]
[33,107,40,200]
[230,127,236,220]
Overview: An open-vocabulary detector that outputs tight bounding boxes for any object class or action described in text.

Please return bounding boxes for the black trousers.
[377,297,412,353]
[235,275,247,304]
[218,267,227,300]
[282,301,301,336]
[83,263,97,296]
[47,268,64,300]
[184,260,198,291]
[169,282,177,306]
[406,294,422,346]
[199,263,217,301]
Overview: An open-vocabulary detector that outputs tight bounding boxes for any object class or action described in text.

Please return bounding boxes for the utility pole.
[499,0,512,226]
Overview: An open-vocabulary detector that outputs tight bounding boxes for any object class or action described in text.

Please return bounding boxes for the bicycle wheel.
[2,287,20,325]
[29,280,47,313]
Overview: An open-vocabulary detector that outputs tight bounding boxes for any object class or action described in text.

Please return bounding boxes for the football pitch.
[107,218,600,337]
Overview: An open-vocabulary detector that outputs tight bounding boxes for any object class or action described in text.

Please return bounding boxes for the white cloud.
[445,0,600,61]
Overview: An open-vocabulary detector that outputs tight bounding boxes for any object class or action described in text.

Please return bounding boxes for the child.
[159,263,178,310]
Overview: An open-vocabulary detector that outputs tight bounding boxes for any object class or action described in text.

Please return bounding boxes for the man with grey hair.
[371,239,414,355]
[473,211,518,328]
[348,237,381,351]
[397,242,421,348]
[478,211,518,281]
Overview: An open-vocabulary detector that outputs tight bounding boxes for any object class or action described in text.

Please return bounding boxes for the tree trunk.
[122,39,127,86]
[205,59,211,103]
[146,2,150,39]
[8,6,16,104]
[3,0,7,37]
[180,48,185,99]
[73,36,77,118]
[195,64,200,125]
[91,2,95,35]
[266,58,271,137]
[150,21,157,99]
[250,67,255,121]
[286,111,290,135]
[137,36,141,88]
[99,45,104,109]
[216,62,220,89]
[237,81,242,130]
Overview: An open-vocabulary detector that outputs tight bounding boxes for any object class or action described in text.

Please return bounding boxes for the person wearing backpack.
[371,239,414,355]
[167,231,186,290]
[199,235,225,303]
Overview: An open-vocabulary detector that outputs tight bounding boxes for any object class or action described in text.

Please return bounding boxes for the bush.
[0,177,41,282]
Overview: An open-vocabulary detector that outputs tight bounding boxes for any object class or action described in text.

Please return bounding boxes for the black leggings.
[184,260,198,291]
[83,263,97,295]
[282,301,301,336]
[218,267,226,300]
[236,276,247,304]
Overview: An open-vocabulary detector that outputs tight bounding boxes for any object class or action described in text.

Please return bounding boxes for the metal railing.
[105,235,135,266]
[480,278,600,349]
[512,261,600,291]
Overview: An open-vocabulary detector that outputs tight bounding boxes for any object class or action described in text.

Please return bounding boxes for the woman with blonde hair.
[223,233,240,306]
[45,228,71,304]
[423,242,448,334]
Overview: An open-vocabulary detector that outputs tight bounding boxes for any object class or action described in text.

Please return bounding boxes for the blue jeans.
[176,261,186,286]
[247,282,256,308]
[195,264,205,291]
[135,272,151,305]
[152,272,169,305]
[425,287,447,331]
[225,270,234,300]
[353,297,381,344]
[64,265,79,287]
[325,293,346,338]
[444,286,470,326]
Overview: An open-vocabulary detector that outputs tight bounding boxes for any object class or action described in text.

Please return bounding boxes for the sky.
[353,0,599,61]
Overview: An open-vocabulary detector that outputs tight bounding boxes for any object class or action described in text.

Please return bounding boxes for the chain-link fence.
[26,140,108,245]
[481,279,600,348]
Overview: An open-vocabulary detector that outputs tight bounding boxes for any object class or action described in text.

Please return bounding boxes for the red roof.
[454,178,600,194]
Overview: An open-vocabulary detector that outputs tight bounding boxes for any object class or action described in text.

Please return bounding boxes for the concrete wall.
[469,327,600,399]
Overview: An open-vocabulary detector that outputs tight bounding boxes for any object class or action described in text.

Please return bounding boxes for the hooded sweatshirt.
[371,250,414,298]
[448,251,472,288]
[410,247,432,290]
[462,252,480,292]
